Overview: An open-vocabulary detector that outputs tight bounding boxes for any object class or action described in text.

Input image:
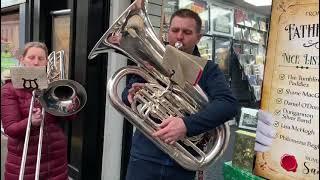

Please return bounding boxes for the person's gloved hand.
[254,110,276,152]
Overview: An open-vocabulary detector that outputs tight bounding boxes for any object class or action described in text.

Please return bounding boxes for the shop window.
[1,12,20,83]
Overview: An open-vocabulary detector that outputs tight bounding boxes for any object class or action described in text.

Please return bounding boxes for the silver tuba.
[88,0,230,171]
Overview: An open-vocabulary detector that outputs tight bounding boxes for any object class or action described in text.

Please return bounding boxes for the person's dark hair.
[169,9,202,33]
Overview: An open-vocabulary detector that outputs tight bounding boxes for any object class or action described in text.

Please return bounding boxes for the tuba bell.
[88,0,230,171]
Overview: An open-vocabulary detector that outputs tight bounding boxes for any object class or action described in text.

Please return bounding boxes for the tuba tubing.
[89,0,231,171]
[108,66,230,170]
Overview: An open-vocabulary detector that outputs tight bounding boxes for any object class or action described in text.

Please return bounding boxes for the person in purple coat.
[1,42,72,180]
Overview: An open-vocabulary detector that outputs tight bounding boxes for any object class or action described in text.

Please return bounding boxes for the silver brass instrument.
[88,0,230,171]
[19,50,87,180]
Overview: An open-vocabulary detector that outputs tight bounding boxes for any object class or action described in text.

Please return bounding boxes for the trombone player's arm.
[1,83,35,138]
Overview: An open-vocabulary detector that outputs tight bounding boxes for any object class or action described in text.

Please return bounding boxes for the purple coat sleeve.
[1,83,29,138]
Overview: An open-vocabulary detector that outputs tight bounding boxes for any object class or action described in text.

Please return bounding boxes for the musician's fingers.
[132,83,145,89]
[165,137,172,143]
[159,131,173,140]
[128,94,133,104]
[163,136,177,144]
[32,107,40,113]
[31,117,42,126]
[159,119,171,128]
[152,127,169,138]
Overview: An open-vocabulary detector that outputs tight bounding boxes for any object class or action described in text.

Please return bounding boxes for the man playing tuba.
[122,9,238,180]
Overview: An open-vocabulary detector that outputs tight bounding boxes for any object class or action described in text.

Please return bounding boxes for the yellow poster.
[254,0,319,179]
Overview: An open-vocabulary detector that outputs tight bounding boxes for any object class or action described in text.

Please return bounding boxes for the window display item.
[214,38,231,75]
[250,30,260,43]
[198,35,213,60]
[242,43,251,54]
[259,17,267,32]
[247,74,258,85]
[257,45,266,56]
[210,3,234,37]
[232,129,257,171]
[244,12,253,28]
[234,8,246,26]
[242,27,251,42]
[234,26,243,40]
[239,107,259,131]
[252,14,260,30]
[252,85,262,101]
[243,63,252,75]
[251,45,258,55]
[239,54,255,66]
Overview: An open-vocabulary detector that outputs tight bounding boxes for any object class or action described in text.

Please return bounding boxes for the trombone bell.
[38,79,87,116]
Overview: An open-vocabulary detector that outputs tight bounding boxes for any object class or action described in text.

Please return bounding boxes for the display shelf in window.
[234,8,246,26]
[244,12,253,28]
[210,3,234,38]
[241,27,251,42]
[234,43,266,102]
[161,0,179,41]
[258,16,267,32]
[161,0,210,40]
[198,35,213,60]
[242,43,251,54]
[234,26,243,41]
[214,36,232,76]
[251,13,261,30]
[179,0,209,34]
[234,8,269,32]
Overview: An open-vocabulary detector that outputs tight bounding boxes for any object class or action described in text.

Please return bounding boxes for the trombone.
[19,50,87,180]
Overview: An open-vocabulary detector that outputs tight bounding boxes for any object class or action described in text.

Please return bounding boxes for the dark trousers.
[125,157,196,180]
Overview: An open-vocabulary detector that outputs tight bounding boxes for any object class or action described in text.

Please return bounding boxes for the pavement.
[204,125,237,180]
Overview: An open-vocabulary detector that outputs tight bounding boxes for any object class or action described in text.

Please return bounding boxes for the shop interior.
[147,0,271,111]
[145,0,272,179]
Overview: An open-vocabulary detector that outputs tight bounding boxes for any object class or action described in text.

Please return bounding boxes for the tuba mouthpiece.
[175,41,183,49]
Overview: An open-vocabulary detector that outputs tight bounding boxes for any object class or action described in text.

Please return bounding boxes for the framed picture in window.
[210,3,234,37]
[234,8,246,26]
[214,37,232,76]
[239,107,259,131]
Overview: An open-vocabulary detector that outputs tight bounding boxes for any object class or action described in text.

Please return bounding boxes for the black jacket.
[122,46,238,166]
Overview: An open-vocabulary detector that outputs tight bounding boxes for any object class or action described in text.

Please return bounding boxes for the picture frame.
[238,107,259,131]
[234,8,246,26]
[210,3,234,37]
[198,35,213,60]
[241,27,251,42]
[242,43,251,54]
[259,17,267,32]
[233,26,243,40]
[214,37,232,76]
